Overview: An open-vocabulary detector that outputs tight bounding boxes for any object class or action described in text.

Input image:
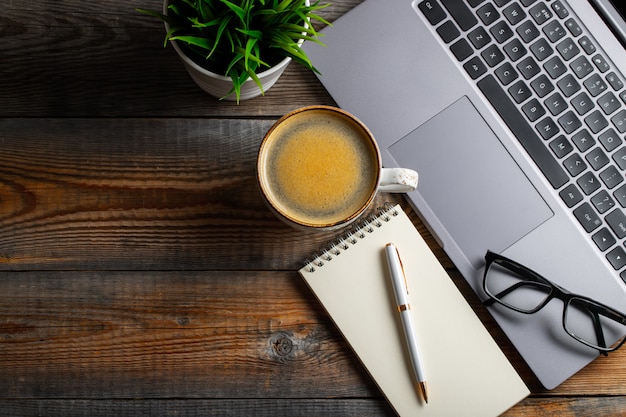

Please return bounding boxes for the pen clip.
[394,245,409,295]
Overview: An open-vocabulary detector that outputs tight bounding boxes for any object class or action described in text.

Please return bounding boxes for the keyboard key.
[477,3,500,25]
[543,20,566,43]
[614,183,626,207]
[583,74,608,97]
[491,21,514,43]
[523,98,546,122]
[573,202,602,232]
[468,27,491,49]
[440,0,478,31]
[577,171,601,195]
[481,44,505,67]
[468,0,486,6]
[419,1,447,25]
[592,54,610,73]
[584,109,608,133]
[557,74,580,97]
[606,72,624,91]
[495,62,519,85]
[530,74,554,97]
[571,91,593,115]
[560,183,583,207]
[563,153,587,176]
[611,109,626,133]
[545,92,567,116]
[556,38,580,61]
[606,209,626,239]
[613,147,626,170]
[564,18,582,37]
[503,38,527,61]
[477,75,569,188]
[572,129,595,152]
[570,55,594,79]
[600,165,624,189]
[598,92,620,115]
[549,135,573,158]
[607,246,626,270]
[578,36,596,55]
[450,39,473,61]
[517,56,541,79]
[591,190,616,214]
[437,20,461,43]
[530,38,553,61]
[586,147,609,171]
[592,227,616,251]
[503,2,527,25]
[536,117,560,139]
[495,0,512,6]
[464,56,488,79]
[551,0,568,19]
[517,20,540,43]
[508,80,532,103]
[599,128,622,152]
[558,110,581,133]
[544,56,567,79]
[529,2,552,25]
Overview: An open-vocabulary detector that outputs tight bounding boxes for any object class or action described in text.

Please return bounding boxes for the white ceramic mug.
[257,106,418,231]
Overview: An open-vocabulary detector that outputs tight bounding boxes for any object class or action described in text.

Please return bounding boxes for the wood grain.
[0,118,407,271]
[1,0,365,118]
[0,271,383,399]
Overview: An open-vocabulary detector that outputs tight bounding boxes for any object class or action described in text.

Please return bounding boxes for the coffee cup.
[257,106,418,231]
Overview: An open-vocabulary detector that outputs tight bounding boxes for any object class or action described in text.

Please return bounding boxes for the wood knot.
[177,317,190,326]
[270,333,294,357]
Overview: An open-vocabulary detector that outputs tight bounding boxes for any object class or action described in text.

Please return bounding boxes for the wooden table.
[2,0,626,415]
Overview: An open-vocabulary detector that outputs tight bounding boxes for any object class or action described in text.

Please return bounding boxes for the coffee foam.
[264,111,378,226]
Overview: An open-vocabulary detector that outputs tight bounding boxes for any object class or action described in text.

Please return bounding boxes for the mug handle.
[379,168,418,193]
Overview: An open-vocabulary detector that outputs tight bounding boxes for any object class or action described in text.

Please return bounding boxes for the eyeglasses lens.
[564,297,626,352]
[485,260,553,313]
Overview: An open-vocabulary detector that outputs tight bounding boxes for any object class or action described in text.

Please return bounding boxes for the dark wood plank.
[503,397,626,416]
[0,270,381,399]
[0,118,413,270]
[0,399,395,417]
[1,0,366,118]
[2,397,625,417]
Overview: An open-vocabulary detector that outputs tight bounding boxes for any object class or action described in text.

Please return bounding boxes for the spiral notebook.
[299,205,529,416]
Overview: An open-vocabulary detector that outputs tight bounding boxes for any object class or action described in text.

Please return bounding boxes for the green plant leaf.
[169,35,214,51]
[220,0,246,22]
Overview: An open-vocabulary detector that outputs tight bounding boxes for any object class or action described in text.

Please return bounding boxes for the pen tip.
[418,381,428,404]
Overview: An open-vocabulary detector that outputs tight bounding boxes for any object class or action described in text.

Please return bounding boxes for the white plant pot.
[163,0,306,101]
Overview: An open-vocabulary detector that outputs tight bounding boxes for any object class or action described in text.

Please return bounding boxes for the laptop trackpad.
[389,97,553,269]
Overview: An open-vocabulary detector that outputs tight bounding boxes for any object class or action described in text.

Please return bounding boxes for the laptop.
[303,0,626,389]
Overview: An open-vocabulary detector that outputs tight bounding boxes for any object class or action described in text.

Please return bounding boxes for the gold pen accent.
[398,303,411,312]
[417,381,429,404]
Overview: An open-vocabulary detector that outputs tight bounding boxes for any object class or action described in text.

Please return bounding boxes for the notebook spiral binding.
[303,203,400,273]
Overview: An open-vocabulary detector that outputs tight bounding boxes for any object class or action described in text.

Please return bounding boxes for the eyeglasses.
[482,251,626,355]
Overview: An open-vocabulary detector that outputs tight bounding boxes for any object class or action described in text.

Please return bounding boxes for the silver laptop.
[303,0,626,389]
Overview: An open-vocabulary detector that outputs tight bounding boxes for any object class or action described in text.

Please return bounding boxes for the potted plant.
[138,0,330,103]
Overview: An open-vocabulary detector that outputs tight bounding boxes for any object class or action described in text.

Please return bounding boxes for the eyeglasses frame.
[482,250,626,356]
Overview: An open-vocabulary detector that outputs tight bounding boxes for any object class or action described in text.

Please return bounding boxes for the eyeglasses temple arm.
[587,309,610,356]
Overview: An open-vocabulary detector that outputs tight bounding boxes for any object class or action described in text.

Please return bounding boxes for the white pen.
[385,242,429,404]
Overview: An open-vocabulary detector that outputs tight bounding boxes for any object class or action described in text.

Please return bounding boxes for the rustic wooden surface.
[2,0,626,415]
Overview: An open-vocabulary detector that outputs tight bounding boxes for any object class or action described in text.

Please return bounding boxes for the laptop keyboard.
[419,0,626,281]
